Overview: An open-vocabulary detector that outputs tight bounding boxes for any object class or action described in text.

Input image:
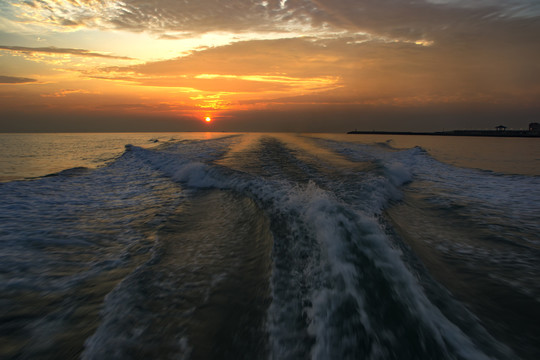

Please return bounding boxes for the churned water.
[1,133,539,359]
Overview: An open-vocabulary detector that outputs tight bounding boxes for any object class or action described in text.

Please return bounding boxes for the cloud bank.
[9,0,540,38]
[0,45,133,59]
[0,75,37,83]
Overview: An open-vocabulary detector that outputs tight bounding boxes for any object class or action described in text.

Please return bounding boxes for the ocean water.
[0,133,539,359]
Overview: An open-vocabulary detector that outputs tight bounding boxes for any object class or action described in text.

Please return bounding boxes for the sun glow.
[205,116,212,122]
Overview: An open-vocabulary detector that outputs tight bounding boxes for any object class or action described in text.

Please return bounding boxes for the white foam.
[384,161,413,186]
[2,134,523,359]
[172,162,221,188]
[125,137,511,358]
[225,176,492,359]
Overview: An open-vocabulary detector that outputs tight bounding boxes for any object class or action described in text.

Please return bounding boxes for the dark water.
[1,133,539,359]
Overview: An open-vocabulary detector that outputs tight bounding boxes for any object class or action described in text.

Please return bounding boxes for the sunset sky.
[1,0,539,132]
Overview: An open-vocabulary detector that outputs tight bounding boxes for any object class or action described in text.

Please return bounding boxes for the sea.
[0,132,539,360]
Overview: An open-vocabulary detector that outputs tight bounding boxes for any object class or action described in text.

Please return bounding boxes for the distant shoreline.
[346,130,540,137]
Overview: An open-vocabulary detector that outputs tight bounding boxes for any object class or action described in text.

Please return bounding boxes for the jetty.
[347,123,540,137]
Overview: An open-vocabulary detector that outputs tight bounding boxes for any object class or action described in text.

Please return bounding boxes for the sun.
[205,116,212,123]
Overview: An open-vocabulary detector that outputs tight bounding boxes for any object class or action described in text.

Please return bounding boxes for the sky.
[1,0,539,132]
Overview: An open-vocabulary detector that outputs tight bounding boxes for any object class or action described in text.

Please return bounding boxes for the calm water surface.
[0,133,226,182]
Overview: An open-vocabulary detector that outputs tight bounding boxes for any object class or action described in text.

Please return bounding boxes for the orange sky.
[1,0,539,132]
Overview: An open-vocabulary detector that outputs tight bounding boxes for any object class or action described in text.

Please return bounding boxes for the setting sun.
[205,117,212,122]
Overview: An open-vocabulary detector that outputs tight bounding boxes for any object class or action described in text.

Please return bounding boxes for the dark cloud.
[14,0,540,39]
[307,0,540,46]
[60,18,79,26]
[3,99,537,133]
[0,75,37,83]
[204,102,540,132]
[14,0,300,34]
[112,0,319,34]
[0,108,206,132]
[0,45,133,60]
[11,1,540,71]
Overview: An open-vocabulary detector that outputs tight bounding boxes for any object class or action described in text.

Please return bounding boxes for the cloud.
[0,45,133,60]
[96,38,347,79]
[11,0,312,34]
[86,33,540,111]
[0,75,37,83]
[10,0,540,39]
[40,89,99,97]
[81,38,347,108]
[307,0,540,44]
[6,1,540,68]
[2,0,538,131]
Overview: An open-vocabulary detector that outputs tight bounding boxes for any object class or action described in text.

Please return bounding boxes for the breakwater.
[347,130,539,137]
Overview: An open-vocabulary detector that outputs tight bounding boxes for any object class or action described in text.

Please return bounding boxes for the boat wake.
[2,134,538,359]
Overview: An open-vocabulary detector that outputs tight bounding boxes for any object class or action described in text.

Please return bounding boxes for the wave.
[1,134,534,359]
[118,137,511,358]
